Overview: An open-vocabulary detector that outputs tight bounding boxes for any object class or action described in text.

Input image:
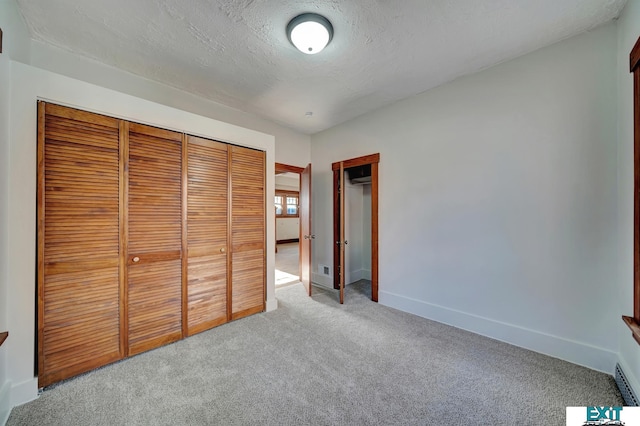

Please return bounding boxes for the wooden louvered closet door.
[38,103,267,387]
[37,103,123,387]
[127,123,183,355]
[230,146,266,320]
[186,136,228,335]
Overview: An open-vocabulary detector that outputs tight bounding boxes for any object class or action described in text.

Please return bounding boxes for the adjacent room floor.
[275,242,299,287]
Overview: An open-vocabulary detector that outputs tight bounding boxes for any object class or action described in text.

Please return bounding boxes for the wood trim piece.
[188,135,226,149]
[371,161,379,302]
[332,153,380,301]
[129,122,182,141]
[635,62,640,321]
[339,161,345,305]
[181,134,188,338]
[263,153,267,309]
[332,169,340,289]
[36,101,45,377]
[44,103,119,128]
[277,238,300,244]
[0,332,7,347]
[119,120,129,358]
[331,153,380,171]
[631,36,640,73]
[275,162,305,174]
[624,316,640,346]
[126,250,181,265]
[227,145,233,322]
[231,305,263,321]
[631,36,640,337]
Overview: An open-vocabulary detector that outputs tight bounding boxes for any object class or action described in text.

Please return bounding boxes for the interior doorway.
[274,163,312,296]
[332,154,379,304]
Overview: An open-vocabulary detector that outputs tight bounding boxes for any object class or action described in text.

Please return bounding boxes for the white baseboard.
[9,378,38,408]
[311,273,333,288]
[362,269,371,280]
[348,269,372,283]
[0,381,10,426]
[266,298,278,312]
[380,290,617,373]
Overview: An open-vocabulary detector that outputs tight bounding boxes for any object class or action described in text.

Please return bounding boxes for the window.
[624,35,640,345]
[275,191,299,217]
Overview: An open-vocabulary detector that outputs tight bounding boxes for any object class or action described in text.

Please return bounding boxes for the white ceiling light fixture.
[287,13,333,55]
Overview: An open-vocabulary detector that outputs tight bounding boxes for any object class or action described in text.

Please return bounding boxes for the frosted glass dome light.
[287,13,333,55]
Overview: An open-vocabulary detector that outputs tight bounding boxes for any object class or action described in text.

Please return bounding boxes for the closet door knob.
[220,248,226,253]
[132,257,140,263]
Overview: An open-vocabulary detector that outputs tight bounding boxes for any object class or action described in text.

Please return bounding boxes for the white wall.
[344,176,364,284]
[275,174,300,241]
[362,185,372,279]
[276,218,299,241]
[0,30,11,426]
[28,40,311,167]
[0,1,32,422]
[617,0,640,399]
[312,23,619,372]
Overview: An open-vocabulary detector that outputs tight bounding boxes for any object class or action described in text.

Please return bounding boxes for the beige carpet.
[7,281,623,425]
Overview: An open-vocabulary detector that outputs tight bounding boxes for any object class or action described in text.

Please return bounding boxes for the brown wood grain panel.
[631,35,640,73]
[187,255,227,332]
[128,259,182,355]
[38,103,122,388]
[45,103,119,128]
[339,162,345,304]
[275,162,305,174]
[119,120,129,358]
[635,57,640,323]
[230,145,265,316]
[331,153,380,170]
[128,125,182,255]
[37,102,46,381]
[127,123,183,355]
[300,164,311,296]
[231,250,265,316]
[182,134,189,337]
[371,161,379,302]
[129,122,182,141]
[186,135,228,335]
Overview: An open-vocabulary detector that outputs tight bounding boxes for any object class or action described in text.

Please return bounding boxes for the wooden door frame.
[332,153,380,302]
[275,163,305,279]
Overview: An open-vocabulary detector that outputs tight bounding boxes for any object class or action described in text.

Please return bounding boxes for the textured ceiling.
[16,0,627,134]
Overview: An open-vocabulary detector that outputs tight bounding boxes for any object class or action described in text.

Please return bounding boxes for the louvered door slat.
[127,124,183,356]
[230,146,265,320]
[186,136,228,335]
[38,103,122,387]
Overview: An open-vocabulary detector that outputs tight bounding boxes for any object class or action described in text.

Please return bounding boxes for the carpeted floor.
[8,281,623,425]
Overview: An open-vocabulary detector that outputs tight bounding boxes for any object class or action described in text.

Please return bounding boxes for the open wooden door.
[339,162,346,304]
[332,154,380,304]
[300,164,313,296]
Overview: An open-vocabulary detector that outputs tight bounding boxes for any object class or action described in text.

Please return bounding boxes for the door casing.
[332,153,380,302]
